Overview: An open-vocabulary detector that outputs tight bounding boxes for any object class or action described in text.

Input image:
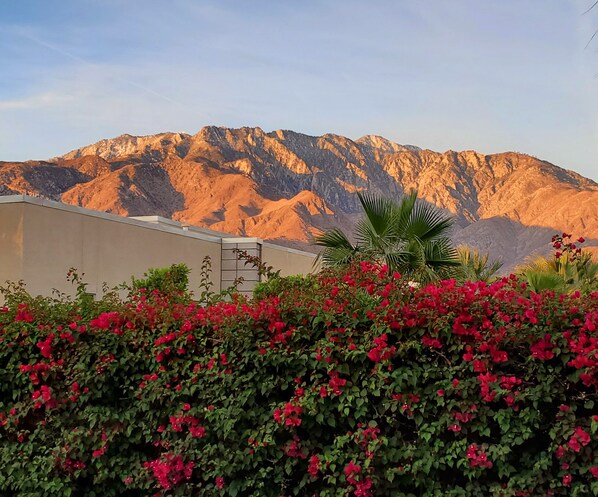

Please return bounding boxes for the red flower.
[530,334,554,361]
[421,335,442,349]
[190,426,205,438]
[273,408,282,423]
[466,444,492,469]
[215,476,225,489]
[308,455,320,477]
[92,445,107,458]
[343,461,361,480]
[367,348,381,362]
[355,477,373,497]
[328,371,347,396]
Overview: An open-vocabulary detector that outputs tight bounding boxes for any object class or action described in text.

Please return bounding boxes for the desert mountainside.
[2,126,597,270]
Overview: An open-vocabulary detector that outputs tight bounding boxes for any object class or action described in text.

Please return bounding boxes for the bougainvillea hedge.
[0,263,597,497]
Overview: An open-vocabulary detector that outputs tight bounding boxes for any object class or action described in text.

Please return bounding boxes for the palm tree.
[456,246,503,283]
[314,189,460,282]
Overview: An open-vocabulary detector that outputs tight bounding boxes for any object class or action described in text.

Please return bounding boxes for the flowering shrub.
[0,262,597,496]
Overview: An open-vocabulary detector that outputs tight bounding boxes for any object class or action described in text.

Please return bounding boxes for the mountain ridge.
[2,125,597,270]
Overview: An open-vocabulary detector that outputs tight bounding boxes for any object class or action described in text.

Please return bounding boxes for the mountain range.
[2,126,597,271]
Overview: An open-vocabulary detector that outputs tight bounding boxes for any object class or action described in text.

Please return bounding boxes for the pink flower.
[273,408,282,423]
[354,477,373,497]
[215,476,225,489]
[190,426,205,438]
[367,348,382,363]
[308,455,320,477]
[92,445,107,458]
[421,335,442,349]
[530,334,554,361]
[344,460,361,477]
[344,460,361,485]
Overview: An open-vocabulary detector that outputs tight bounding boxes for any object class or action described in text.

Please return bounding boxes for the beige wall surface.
[0,203,25,289]
[0,197,320,300]
[262,243,318,277]
[19,202,222,298]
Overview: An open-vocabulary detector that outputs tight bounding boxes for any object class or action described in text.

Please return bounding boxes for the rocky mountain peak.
[61,132,192,161]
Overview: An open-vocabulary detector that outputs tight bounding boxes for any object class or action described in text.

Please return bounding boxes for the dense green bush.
[252,274,319,301]
[131,264,191,295]
[0,263,597,496]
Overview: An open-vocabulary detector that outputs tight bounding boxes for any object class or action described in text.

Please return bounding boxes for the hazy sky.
[1,1,598,181]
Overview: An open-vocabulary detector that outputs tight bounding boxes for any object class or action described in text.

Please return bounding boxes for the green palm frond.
[314,228,355,250]
[314,228,358,268]
[404,201,454,243]
[523,271,567,293]
[422,239,461,268]
[393,189,418,240]
[457,246,503,283]
[354,192,398,249]
[384,251,412,273]
[517,256,557,274]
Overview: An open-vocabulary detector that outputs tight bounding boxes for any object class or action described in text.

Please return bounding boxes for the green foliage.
[314,189,460,283]
[517,234,598,293]
[456,246,504,284]
[233,249,281,281]
[252,274,319,301]
[0,262,597,496]
[131,263,190,294]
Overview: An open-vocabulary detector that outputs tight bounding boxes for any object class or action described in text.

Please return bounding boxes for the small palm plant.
[456,246,503,284]
[517,233,598,293]
[314,189,460,283]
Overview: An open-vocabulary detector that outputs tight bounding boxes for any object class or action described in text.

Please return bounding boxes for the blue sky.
[1,0,598,181]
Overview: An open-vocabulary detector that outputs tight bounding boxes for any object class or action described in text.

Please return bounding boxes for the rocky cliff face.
[2,126,597,269]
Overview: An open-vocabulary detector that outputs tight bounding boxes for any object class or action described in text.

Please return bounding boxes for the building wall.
[262,243,318,277]
[0,203,25,289]
[16,200,222,298]
[0,197,319,300]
